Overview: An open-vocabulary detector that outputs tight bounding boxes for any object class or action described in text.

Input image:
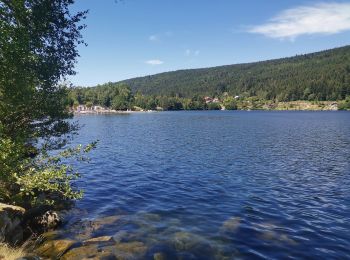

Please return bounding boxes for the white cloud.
[149,35,159,41]
[145,59,164,65]
[185,49,191,56]
[248,2,350,40]
[194,50,200,56]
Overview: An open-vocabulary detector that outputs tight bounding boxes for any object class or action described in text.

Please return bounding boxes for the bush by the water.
[338,96,350,110]
[0,0,88,212]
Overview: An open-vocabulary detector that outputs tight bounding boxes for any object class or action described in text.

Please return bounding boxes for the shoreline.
[73,108,346,115]
[72,100,347,114]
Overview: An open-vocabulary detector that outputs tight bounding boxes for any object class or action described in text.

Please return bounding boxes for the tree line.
[69,83,240,111]
[116,45,350,102]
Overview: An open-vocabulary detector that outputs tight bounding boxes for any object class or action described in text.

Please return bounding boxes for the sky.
[70,0,350,86]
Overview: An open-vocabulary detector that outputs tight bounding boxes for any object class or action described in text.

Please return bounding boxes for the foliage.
[0,137,97,206]
[0,0,87,145]
[70,46,350,111]
[338,96,350,110]
[222,96,237,110]
[0,0,88,207]
[119,46,350,101]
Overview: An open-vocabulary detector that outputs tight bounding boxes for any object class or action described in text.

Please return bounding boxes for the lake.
[61,111,350,259]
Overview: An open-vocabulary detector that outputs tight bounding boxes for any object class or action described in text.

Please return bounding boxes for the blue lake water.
[64,111,350,259]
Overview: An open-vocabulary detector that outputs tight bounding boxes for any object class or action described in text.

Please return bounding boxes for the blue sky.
[70,0,350,86]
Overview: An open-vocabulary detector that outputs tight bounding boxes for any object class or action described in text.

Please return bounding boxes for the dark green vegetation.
[123,45,350,101]
[0,0,91,208]
[70,45,350,111]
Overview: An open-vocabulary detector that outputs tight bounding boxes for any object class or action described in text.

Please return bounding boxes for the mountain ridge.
[112,45,350,101]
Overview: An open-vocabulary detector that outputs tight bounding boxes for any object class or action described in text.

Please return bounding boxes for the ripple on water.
[55,111,350,259]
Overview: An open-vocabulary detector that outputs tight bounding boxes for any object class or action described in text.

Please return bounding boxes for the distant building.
[204,96,213,103]
[204,97,220,103]
[76,105,87,112]
[93,105,104,111]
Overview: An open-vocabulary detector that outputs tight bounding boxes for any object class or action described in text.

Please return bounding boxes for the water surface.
[63,111,350,259]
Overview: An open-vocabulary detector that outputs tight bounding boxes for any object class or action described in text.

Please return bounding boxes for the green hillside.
[121,45,350,101]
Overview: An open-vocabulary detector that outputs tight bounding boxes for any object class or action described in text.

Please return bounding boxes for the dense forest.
[70,45,350,110]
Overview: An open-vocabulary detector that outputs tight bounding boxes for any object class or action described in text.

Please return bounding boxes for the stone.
[16,257,41,260]
[220,217,241,233]
[40,230,60,241]
[35,239,75,258]
[23,206,61,234]
[61,244,116,260]
[172,232,203,251]
[0,203,25,244]
[35,210,61,231]
[73,215,122,241]
[83,236,116,246]
[153,252,167,260]
[113,230,129,243]
[256,222,297,246]
[114,241,147,259]
[172,232,215,258]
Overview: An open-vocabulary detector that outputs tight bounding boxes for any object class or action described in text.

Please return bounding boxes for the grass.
[0,243,27,260]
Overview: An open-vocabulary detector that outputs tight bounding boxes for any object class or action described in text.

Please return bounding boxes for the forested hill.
[120,45,350,101]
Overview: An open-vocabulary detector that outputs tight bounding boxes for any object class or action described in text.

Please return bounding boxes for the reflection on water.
[52,111,350,259]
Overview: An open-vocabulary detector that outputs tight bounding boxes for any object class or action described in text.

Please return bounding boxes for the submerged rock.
[35,239,75,258]
[73,215,122,241]
[137,212,162,222]
[220,217,241,233]
[172,232,203,251]
[256,223,297,246]
[172,232,216,258]
[61,240,147,260]
[61,244,114,260]
[114,241,147,259]
[0,203,26,244]
[84,236,116,246]
[153,252,167,260]
[113,230,130,243]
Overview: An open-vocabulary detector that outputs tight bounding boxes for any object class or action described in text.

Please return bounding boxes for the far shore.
[72,100,348,115]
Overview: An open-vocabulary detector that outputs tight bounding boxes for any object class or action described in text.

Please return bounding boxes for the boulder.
[0,203,25,244]
[72,215,122,241]
[172,232,215,258]
[220,216,241,233]
[61,244,116,260]
[114,241,147,259]
[35,239,75,258]
[23,206,61,235]
[37,210,61,230]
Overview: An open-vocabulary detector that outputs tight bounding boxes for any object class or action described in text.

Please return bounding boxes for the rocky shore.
[0,203,62,259]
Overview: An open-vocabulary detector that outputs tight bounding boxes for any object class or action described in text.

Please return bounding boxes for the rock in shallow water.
[114,241,148,259]
[73,215,123,241]
[60,241,147,260]
[220,216,241,233]
[61,244,108,260]
[172,231,216,259]
[153,252,167,260]
[35,239,75,258]
[84,236,116,246]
